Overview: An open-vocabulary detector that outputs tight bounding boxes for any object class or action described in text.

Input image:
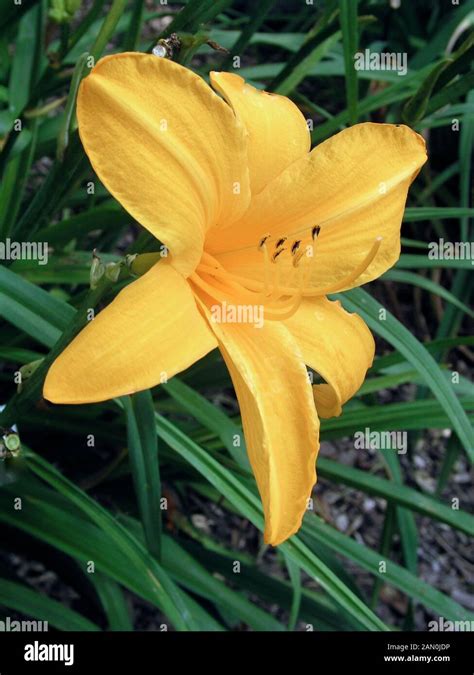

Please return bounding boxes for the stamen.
[261,240,271,296]
[258,233,271,249]
[306,236,383,296]
[272,247,286,263]
[291,240,302,255]
[194,236,382,324]
[292,249,305,267]
[275,237,287,249]
[311,225,321,240]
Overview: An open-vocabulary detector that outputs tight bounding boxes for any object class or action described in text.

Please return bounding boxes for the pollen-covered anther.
[311,225,321,240]
[258,233,271,250]
[272,247,286,263]
[291,239,302,255]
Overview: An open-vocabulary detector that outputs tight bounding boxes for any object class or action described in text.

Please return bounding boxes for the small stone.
[363,498,376,512]
[414,455,426,469]
[152,44,167,58]
[336,514,349,531]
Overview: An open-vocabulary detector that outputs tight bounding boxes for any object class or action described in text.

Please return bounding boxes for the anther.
[258,234,271,249]
[292,249,305,267]
[275,237,287,249]
[272,247,286,263]
[291,240,302,255]
[311,225,321,240]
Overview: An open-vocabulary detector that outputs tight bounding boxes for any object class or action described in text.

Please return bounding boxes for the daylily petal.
[285,297,375,418]
[194,292,319,546]
[209,72,310,195]
[77,53,251,277]
[207,123,427,291]
[44,262,217,404]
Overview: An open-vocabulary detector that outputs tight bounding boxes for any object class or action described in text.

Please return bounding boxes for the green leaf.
[338,0,359,124]
[0,265,74,347]
[369,504,397,609]
[426,71,474,117]
[0,479,223,631]
[159,0,232,40]
[435,34,474,91]
[123,391,162,560]
[320,398,474,437]
[283,552,302,630]
[221,0,276,70]
[0,119,38,238]
[22,449,212,631]
[302,517,473,623]
[56,51,89,161]
[317,458,474,536]
[402,59,452,124]
[8,3,43,115]
[382,269,474,318]
[403,206,474,221]
[154,412,387,631]
[397,254,474,270]
[89,573,132,631]
[33,204,130,246]
[123,0,145,51]
[89,0,128,61]
[337,288,474,462]
[0,578,100,631]
[163,378,250,470]
[124,517,286,632]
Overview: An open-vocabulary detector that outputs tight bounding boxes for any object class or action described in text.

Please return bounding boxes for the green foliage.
[0,0,472,632]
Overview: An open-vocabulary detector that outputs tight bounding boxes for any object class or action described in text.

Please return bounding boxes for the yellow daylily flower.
[44,53,427,546]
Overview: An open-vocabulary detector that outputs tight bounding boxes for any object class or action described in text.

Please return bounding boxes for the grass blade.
[0,578,99,631]
[154,412,388,631]
[338,0,358,124]
[89,573,132,631]
[123,391,162,560]
[337,288,474,462]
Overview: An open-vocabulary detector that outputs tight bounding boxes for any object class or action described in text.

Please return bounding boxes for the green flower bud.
[90,254,105,289]
[105,261,122,283]
[48,0,81,23]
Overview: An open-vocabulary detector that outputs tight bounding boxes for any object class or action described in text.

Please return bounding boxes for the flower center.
[190,228,382,322]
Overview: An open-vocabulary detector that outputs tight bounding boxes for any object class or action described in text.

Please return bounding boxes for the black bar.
[0,631,471,673]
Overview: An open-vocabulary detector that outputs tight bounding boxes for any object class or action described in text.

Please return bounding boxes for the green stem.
[56,52,89,162]
[123,0,145,51]
[90,0,128,62]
